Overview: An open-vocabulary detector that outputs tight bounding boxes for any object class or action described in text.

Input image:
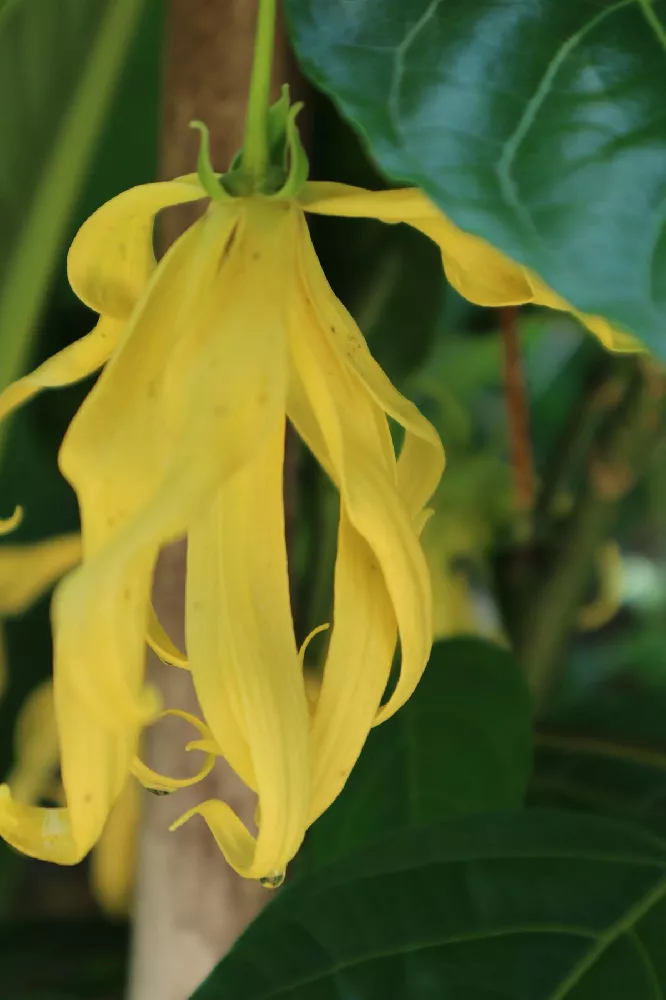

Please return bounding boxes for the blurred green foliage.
[0,2,161,994]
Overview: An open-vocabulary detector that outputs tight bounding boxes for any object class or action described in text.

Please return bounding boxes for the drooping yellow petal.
[90,778,141,918]
[527,275,644,354]
[296,206,444,519]
[0,316,123,428]
[181,419,310,879]
[0,178,207,432]
[131,709,216,792]
[308,511,396,823]
[300,182,533,308]
[67,175,205,319]
[0,533,81,616]
[289,215,434,728]
[301,182,642,354]
[39,200,293,864]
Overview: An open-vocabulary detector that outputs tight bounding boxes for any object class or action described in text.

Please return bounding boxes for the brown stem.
[128,4,299,998]
[500,306,535,515]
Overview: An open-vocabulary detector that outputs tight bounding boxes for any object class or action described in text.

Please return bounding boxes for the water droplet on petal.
[146,787,171,797]
[259,870,285,889]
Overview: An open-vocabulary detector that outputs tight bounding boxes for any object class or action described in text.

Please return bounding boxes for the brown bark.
[128,4,297,998]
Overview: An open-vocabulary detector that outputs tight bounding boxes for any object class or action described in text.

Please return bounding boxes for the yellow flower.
[0,101,635,880]
[0,159,446,880]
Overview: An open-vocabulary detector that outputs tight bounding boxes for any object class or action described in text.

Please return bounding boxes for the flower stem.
[242,0,277,185]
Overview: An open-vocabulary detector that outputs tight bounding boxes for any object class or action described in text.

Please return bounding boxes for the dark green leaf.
[193,810,666,999]
[286,0,666,356]
[300,638,532,872]
[0,919,127,997]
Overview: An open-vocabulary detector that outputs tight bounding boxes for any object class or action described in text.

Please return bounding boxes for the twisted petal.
[131,709,216,792]
[288,214,434,762]
[301,182,641,354]
[146,604,188,669]
[0,677,136,864]
[0,178,206,432]
[39,199,293,863]
[308,512,396,823]
[180,420,310,879]
[67,175,204,318]
[300,182,533,308]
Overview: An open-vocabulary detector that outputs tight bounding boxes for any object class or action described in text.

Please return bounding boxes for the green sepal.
[270,101,309,199]
[189,120,234,203]
[267,84,291,159]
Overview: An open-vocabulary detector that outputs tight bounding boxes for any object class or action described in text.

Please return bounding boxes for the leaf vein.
[495,0,635,247]
[627,928,663,1000]
[547,874,666,999]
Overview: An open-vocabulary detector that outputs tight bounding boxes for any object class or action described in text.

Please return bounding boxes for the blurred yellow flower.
[0,532,81,697]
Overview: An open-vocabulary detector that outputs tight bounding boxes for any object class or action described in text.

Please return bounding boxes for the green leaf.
[192,810,666,999]
[300,638,532,872]
[0,0,144,396]
[285,0,666,357]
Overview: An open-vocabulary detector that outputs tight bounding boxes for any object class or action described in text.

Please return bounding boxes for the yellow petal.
[90,778,141,918]
[146,603,188,669]
[131,709,216,792]
[43,200,294,864]
[308,510,396,823]
[289,215,434,728]
[0,315,123,428]
[528,275,645,354]
[302,182,644,354]
[6,680,58,805]
[0,533,81,616]
[300,182,533,308]
[0,179,205,433]
[0,788,80,863]
[0,507,22,535]
[0,681,135,864]
[67,175,205,319]
[296,208,444,519]
[182,420,310,879]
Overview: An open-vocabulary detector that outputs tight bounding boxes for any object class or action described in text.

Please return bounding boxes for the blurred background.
[2,2,666,997]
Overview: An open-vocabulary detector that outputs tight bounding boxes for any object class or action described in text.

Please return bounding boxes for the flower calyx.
[190,87,309,203]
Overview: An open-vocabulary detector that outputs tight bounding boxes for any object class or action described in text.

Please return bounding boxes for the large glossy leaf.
[285,0,666,357]
[0,0,144,394]
[193,810,666,999]
[301,637,533,872]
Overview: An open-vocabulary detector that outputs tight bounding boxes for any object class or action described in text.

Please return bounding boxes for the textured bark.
[128,4,297,998]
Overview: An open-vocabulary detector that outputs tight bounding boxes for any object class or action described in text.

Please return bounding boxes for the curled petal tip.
[0,506,23,536]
